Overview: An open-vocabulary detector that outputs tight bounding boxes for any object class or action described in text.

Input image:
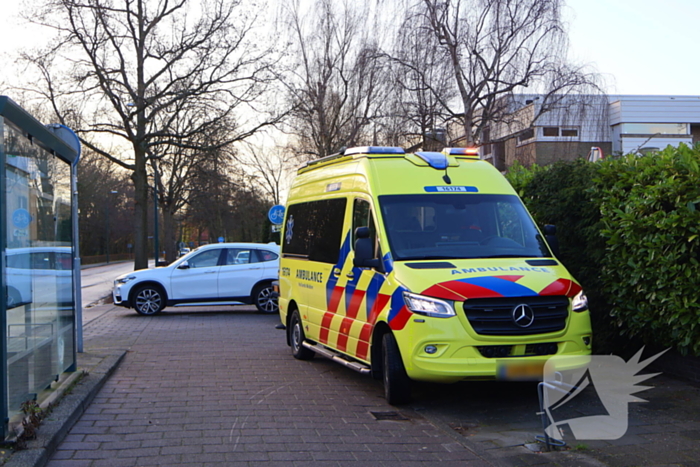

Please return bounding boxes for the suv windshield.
[379,194,551,261]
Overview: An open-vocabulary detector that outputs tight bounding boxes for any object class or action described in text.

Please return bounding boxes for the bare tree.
[77,149,133,258]
[241,140,295,206]
[280,0,390,159]
[20,0,282,269]
[380,12,457,149]
[396,0,600,146]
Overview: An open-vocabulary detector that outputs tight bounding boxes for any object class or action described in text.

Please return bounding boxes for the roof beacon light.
[415,151,448,170]
[443,147,479,158]
[344,146,405,156]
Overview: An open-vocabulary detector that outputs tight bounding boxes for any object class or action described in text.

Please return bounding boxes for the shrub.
[595,145,700,355]
[508,158,615,352]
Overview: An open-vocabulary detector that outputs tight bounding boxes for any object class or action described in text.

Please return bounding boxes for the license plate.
[497,360,544,381]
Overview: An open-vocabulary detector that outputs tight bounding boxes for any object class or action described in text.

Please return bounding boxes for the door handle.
[249,267,261,270]
[346,272,354,279]
[204,271,216,274]
[333,268,341,276]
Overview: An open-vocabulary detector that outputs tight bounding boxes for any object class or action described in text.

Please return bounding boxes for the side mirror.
[177,261,190,270]
[543,224,560,257]
[353,227,381,269]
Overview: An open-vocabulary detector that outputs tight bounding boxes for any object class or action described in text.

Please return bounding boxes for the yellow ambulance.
[279,146,591,404]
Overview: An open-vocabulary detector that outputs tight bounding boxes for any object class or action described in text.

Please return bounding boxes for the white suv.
[113,243,279,315]
[5,246,74,308]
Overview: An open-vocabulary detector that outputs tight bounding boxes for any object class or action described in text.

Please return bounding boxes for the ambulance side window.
[283,198,347,264]
[352,199,377,257]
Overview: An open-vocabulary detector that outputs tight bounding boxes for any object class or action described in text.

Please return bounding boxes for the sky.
[564,0,700,95]
[1,0,699,96]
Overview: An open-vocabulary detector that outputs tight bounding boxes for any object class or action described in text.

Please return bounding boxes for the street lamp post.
[153,181,159,265]
[152,162,160,266]
[106,190,118,263]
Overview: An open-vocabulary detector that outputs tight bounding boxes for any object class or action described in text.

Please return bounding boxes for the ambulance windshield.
[379,194,552,261]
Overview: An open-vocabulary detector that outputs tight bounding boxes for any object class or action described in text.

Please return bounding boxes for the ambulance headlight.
[403,292,456,318]
[572,290,588,312]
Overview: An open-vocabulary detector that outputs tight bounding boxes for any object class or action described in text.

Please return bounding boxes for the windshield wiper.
[398,255,456,261]
[481,254,532,259]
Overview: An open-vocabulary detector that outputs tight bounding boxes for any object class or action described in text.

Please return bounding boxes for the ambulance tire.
[382,333,412,405]
[290,310,315,360]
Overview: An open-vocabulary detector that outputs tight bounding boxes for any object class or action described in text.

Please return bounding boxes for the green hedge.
[505,145,700,356]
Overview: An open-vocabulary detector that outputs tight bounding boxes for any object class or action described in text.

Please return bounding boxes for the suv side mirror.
[543,224,560,257]
[353,227,381,269]
[177,261,190,270]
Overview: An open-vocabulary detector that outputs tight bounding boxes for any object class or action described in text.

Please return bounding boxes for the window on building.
[620,123,688,135]
[518,128,534,142]
[542,127,578,137]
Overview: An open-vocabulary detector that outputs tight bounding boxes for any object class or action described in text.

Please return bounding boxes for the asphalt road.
[80,261,152,324]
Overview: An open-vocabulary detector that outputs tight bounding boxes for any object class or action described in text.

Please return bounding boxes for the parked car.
[177,247,190,257]
[113,243,279,315]
[5,246,74,308]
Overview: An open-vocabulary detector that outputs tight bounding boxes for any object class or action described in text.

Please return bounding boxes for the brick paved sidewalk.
[44,305,491,466]
[16,302,700,467]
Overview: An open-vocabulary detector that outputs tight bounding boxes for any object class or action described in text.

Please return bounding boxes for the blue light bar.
[344,146,405,155]
[443,147,479,156]
[415,151,448,170]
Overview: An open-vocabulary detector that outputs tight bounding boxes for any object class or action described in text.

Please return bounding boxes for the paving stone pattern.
[44,304,700,467]
[46,306,491,466]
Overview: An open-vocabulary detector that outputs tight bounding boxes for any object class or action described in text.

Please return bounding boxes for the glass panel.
[283,198,347,264]
[561,128,579,137]
[518,128,534,142]
[543,127,559,137]
[620,123,688,135]
[3,121,75,423]
[379,194,551,261]
[254,250,278,262]
[188,249,222,268]
[352,198,377,254]
[225,249,251,265]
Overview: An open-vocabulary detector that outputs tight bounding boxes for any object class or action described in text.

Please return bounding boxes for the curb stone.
[5,350,126,467]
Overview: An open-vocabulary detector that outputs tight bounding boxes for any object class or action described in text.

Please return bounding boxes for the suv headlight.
[115,276,136,286]
[403,292,456,318]
[572,290,588,312]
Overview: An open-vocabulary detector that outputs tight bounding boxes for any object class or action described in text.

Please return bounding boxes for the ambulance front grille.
[462,296,569,336]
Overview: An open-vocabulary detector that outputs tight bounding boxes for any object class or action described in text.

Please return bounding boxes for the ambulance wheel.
[290,310,314,360]
[382,333,411,405]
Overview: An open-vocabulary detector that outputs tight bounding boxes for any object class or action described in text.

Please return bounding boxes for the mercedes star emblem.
[512,304,535,328]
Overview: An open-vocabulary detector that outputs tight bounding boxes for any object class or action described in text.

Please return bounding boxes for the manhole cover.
[370,411,409,421]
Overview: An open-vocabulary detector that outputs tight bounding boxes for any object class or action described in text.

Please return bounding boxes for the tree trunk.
[162,207,178,263]
[132,144,149,270]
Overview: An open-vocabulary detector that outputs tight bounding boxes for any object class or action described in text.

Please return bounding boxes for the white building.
[609,95,700,155]
[480,94,700,169]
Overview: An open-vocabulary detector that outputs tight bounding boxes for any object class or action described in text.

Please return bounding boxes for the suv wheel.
[253,282,278,314]
[132,285,165,315]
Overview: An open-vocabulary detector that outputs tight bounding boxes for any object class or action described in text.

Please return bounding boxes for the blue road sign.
[12,208,31,229]
[268,205,285,225]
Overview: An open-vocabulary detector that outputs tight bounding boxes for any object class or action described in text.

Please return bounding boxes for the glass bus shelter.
[0,96,79,440]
